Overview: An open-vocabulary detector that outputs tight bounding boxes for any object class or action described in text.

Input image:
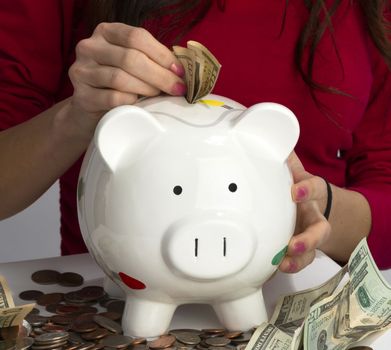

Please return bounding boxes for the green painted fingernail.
[272,245,288,265]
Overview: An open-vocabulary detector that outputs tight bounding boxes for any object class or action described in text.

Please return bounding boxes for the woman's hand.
[279,152,331,273]
[68,22,186,127]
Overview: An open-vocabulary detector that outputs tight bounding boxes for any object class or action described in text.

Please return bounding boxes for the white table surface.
[1,251,390,349]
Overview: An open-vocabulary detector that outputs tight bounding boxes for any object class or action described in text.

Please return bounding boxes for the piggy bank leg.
[122,295,177,338]
[213,289,267,330]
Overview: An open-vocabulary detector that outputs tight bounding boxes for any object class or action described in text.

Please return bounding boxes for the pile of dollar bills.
[245,239,391,350]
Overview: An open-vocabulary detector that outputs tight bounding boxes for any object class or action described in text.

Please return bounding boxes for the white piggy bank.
[77,94,300,337]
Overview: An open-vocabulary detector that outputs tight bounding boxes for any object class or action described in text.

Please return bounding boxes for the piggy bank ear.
[95,105,164,171]
[233,102,299,161]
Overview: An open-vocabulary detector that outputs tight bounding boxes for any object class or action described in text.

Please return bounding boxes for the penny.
[175,333,201,345]
[224,331,243,339]
[202,329,226,335]
[100,335,134,348]
[105,300,125,314]
[45,304,61,314]
[58,272,84,287]
[71,320,98,333]
[64,291,86,304]
[31,270,60,285]
[205,337,231,347]
[149,335,176,349]
[93,315,122,334]
[229,331,252,344]
[131,338,147,345]
[19,290,44,301]
[42,324,69,332]
[81,328,110,341]
[51,315,74,325]
[79,286,106,302]
[56,305,82,315]
[37,293,64,306]
[74,313,96,323]
[78,306,98,315]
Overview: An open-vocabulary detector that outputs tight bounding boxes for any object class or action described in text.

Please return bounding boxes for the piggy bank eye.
[173,185,183,195]
[228,183,237,192]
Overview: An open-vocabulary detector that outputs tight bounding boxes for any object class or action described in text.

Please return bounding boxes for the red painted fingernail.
[295,186,308,201]
[289,261,298,273]
[171,82,187,96]
[294,241,306,254]
[170,63,185,77]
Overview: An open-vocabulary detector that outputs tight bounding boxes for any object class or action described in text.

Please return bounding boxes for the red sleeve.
[345,36,391,269]
[0,0,77,129]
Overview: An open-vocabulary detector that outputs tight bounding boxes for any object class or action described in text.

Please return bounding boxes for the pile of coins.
[0,270,258,350]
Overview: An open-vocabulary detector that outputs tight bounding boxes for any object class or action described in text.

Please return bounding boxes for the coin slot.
[195,238,198,257]
[223,237,227,256]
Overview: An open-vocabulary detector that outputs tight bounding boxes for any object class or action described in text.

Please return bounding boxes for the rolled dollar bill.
[0,276,14,309]
[0,276,35,328]
[173,41,221,104]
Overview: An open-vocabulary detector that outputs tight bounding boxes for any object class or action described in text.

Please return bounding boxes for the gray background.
[0,182,60,263]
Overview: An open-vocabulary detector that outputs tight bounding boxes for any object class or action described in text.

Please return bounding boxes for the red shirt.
[1,0,391,268]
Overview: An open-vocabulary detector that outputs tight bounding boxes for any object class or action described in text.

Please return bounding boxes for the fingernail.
[295,186,308,201]
[294,241,306,254]
[171,82,187,96]
[288,261,298,273]
[170,63,185,77]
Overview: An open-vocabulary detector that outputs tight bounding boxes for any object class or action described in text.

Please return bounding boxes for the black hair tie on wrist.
[323,179,333,220]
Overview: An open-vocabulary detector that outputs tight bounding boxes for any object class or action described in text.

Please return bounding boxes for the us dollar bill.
[348,238,391,330]
[303,238,391,349]
[0,276,35,328]
[0,276,14,309]
[247,239,391,350]
[0,303,35,328]
[304,284,359,350]
[270,265,348,336]
[245,322,293,350]
[173,41,221,104]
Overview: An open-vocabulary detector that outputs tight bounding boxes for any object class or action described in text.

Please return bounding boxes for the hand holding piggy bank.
[77,94,300,337]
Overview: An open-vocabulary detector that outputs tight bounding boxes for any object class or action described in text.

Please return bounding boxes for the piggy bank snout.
[162,218,256,281]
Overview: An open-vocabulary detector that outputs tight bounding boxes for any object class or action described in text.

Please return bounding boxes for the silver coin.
[170,329,202,336]
[75,343,96,350]
[100,335,134,348]
[175,333,201,346]
[92,315,122,334]
[15,337,34,350]
[205,337,230,347]
[31,341,68,350]
[34,332,69,344]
